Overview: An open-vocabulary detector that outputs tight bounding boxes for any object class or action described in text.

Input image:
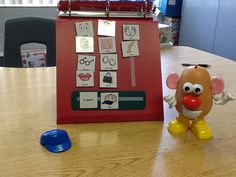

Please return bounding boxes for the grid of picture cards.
[75,19,140,110]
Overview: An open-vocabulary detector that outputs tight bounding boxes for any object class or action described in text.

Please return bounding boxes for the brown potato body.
[175,66,213,118]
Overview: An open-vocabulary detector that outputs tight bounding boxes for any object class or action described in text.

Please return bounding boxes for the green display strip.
[72,91,146,110]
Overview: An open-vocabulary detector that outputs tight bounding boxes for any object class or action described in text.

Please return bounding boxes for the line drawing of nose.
[182,95,201,110]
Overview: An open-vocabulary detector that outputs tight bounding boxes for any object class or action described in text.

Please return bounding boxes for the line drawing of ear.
[80,38,89,49]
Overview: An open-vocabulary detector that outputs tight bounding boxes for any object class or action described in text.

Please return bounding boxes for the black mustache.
[182,63,211,68]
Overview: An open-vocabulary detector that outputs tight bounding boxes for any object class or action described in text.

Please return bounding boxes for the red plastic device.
[56,16,163,123]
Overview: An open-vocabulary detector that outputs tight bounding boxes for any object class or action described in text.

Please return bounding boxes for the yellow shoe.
[191,119,213,139]
[168,115,190,134]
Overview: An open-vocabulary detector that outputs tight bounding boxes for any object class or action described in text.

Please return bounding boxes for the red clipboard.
[56,1,163,124]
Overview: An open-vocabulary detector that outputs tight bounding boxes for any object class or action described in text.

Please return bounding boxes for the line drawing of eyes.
[102,56,116,66]
[79,23,90,32]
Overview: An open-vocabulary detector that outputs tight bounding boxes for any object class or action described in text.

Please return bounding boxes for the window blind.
[0,0,59,5]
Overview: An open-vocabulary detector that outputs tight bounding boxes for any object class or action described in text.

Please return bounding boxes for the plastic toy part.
[167,115,213,139]
[182,95,201,110]
[211,76,225,94]
[40,129,72,153]
[166,72,179,89]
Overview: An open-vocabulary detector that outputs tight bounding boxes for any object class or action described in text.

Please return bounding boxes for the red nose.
[182,95,201,110]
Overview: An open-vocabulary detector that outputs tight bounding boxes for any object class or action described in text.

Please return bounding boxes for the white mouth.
[182,106,202,120]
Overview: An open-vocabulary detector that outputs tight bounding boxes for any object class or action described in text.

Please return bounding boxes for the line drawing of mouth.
[78,73,92,81]
[182,106,202,120]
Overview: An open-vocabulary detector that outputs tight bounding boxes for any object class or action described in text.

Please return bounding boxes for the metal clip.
[143,0,147,17]
[105,0,110,17]
[68,0,71,17]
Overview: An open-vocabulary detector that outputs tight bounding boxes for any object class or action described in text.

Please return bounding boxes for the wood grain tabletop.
[0,46,235,177]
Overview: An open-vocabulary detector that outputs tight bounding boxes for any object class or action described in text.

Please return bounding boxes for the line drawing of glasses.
[102,56,116,66]
[79,57,94,66]
[78,23,90,32]
[124,26,137,37]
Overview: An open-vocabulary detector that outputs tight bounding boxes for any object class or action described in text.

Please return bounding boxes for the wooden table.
[0,46,235,177]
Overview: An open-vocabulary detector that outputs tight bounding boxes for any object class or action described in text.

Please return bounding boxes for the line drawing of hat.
[102,94,117,105]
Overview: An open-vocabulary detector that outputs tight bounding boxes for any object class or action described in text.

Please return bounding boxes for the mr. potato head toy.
[164,65,235,139]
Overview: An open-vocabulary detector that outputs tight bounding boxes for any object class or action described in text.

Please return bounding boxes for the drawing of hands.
[124,26,136,37]
[130,26,136,36]
[124,26,131,37]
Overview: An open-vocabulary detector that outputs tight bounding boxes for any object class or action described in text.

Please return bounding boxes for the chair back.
[4,17,56,67]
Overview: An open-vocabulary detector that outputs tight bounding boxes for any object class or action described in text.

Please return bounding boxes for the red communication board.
[56,16,163,123]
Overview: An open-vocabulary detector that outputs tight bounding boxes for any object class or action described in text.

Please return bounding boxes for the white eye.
[183,82,193,93]
[193,84,204,95]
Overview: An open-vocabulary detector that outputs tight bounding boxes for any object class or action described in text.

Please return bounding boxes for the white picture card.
[100,54,118,71]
